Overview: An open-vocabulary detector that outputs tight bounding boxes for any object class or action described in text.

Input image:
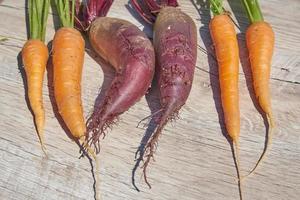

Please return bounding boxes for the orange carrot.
[210,14,240,151]
[210,14,240,144]
[52,0,89,142]
[22,40,49,150]
[242,0,275,177]
[22,0,50,153]
[246,22,274,126]
[52,27,85,139]
[209,2,242,198]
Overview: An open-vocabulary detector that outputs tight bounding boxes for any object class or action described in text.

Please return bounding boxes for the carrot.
[53,0,86,141]
[242,0,275,177]
[131,0,197,188]
[208,0,242,198]
[53,2,99,197]
[22,0,50,153]
[75,0,155,153]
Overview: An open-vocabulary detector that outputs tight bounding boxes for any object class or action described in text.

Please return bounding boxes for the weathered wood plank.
[0,0,299,200]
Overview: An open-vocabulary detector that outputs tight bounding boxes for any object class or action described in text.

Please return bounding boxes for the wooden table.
[0,0,299,199]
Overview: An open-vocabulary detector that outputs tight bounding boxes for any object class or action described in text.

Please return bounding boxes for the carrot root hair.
[233,140,243,200]
[243,113,274,179]
[37,130,47,156]
[142,124,165,189]
[80,138,101,200]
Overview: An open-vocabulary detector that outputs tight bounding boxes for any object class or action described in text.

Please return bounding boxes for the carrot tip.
[233,140,243,200]
[243,113,274,180]
[80,137,97,160]
[36,127,47,157]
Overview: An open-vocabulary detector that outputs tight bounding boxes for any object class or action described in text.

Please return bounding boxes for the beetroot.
[76,1,155,153]
[132,0,197,187]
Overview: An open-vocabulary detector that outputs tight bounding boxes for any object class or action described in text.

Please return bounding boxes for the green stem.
[241,0,264,23]
[41,0,50,42]
[28,0,50,41]
[71,0,75,27]
[55,0,75,28]
[209,0,224,16]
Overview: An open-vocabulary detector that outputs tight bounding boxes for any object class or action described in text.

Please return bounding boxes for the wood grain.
[0,0,299,200]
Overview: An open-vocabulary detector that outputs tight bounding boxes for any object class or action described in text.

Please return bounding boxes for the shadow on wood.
[131,76,161,191]
[84,44,115,115]
[191,0,230,142]
[50,0,61,31]
[227,0,249,32]
[77,140,99,200]
[125,1,153,38]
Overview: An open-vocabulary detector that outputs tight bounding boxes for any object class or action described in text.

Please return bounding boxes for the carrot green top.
[28,0,50,42]
[54,0,75,28]
[242,0,264,23]
[209,0,224,16]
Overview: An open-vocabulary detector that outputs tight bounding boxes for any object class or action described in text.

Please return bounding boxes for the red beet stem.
[131,0,178,24]
[85,0,114,25]
[75,0,114,30]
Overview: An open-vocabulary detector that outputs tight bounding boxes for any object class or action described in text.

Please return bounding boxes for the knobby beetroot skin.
[86,18,155,152]
[131,1,197,187]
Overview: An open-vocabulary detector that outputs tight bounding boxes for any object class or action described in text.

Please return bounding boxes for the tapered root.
[243,113,274,179]
[81,138,96,159]
[142,125,164,189]
[36,126,47,157]
[233,140,243,200]
[80,138,101,200]
[86,114,118,154]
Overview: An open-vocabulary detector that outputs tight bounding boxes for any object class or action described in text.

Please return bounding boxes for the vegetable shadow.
[227,0,248,33]
[84,41,115,114]
[192,0,243,199]
[50,0,61,31]
[125,1,153,38]
[191,0,230,143]
[131,77,161,191]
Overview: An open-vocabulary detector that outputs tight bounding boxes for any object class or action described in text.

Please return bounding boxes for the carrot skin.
[244,21,275,177]
[22,39,49,147]
[52,27,86,139]
[209,14,240,142]
[246,21,274,125]
[87,18,155,150]
[209,14,243,197]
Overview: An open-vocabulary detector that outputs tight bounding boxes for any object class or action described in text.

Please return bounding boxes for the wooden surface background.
[0,0,299,199]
